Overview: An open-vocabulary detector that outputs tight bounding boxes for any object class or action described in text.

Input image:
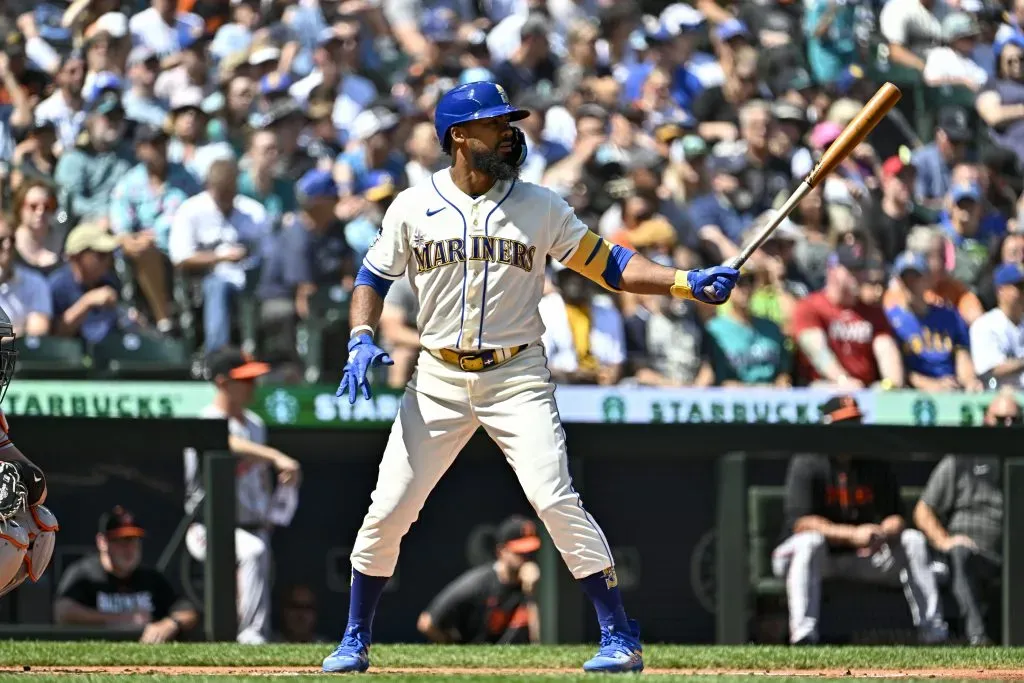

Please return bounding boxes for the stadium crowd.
[1,0,1024,390]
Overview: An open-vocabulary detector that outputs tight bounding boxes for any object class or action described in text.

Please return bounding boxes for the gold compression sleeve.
[562,231,625,292]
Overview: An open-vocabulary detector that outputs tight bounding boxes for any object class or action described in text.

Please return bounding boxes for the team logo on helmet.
[495,84,510,104]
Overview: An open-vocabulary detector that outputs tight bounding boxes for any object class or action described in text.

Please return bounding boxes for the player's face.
[456,115,520,179]
[225,377,257,406]
[106,537,142,575]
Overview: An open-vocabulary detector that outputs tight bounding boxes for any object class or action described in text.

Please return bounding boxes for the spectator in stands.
[168,87,235,183]
[53,91,135,224]
[55,506,199,642]
[869,155,925,264]
[169,158,270,352]
[913,390,1015,645]
[792,244,904,388]
[185,346,301,644]
[380,277,420,389]
[11,180,61,276]
[345,170,396,271]
[970,262,1024,388]
[405,121,445,188]
[943,182,994,289]
[0,217,51,336]
[686,147,745,262]
[540,267,625,385]
[878,0,943,75]
[976,33,1024,165]
[978,232,1024,310]
[624,285,714,387]
[912,107,972,206]
[691,47,762,143]
[121,46,168,128]
[885,251,982,393]
[33,52,86,153]
[238,129,297,232]
[890,225,985,326]
[110,123,201,333]
[273,584,330,643]
[772,395,948,645]
[417,516,541,645]
[706,266,791,387]
[803,0,858,85]
[9,120,60,191]
[129,0,205,62]
[258,169,352,360]
[49,222,122,344]
[336,107,406,205]
[925,13,988,94]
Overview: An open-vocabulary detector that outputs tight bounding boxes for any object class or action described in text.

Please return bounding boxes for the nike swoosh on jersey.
[426,207,446,217]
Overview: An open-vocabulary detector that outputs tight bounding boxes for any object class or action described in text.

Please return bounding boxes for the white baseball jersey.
[362,169,589,351]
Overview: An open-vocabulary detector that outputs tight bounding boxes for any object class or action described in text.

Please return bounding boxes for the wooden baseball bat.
[703,82,902,297]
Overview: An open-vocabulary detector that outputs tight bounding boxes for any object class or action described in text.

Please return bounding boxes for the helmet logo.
[495,84,509,104]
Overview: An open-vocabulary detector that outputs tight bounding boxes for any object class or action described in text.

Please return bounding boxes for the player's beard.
[471,147,520,182]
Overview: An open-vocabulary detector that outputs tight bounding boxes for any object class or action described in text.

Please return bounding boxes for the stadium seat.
[13,336,91,379]
[89,333,193,380]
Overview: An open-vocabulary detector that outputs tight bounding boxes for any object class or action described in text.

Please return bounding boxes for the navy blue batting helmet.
[434,81,529,153]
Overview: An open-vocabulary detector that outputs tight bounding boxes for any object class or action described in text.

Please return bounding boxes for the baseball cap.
[820,395,864,425]
[951,182,982,204]
[362,170,397,202]
[352,108,400,141]
[827,243,869,271]
[943,12,981,42]
[938,106,972,142]
[495,515,542,554]
[809,121,843,149]
[205,346,271,381]
[134,122,169,146]
[892,250,927,277]
[260,72,294,97]
[99,505,146,539]
[881,155,914,179]
[826,98,863,127]
[65,222,119,256]
[296,169,338,200]
[422,7,457,42]
[170,87,206,113]
[85,71,124,106]
[716,18,750,42]
[835,64,866,96]
[127,45,158,68]
[995,31,1024,60]
[86,12,128,41]
[660,3,705,33]
[248,45,282,66]
[772,102,809,129]
[994,262,1024,287]
[88,90,123,117]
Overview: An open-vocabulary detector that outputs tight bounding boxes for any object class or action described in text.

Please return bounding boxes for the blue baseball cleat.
[582,619,644,673]
[322,627,371,673]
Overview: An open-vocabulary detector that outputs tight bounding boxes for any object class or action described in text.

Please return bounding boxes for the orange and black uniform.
[421,564,532,644]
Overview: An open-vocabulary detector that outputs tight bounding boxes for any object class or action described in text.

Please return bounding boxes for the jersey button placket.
[461,201,486,350]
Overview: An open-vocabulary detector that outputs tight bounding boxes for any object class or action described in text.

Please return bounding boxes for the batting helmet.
[434,81,529,153]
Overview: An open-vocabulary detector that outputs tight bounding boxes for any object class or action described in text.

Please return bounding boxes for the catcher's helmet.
[434,81,529,154]
[0,307,16,406]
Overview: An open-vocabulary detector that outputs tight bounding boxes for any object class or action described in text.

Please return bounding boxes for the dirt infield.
[5,665,1024,678]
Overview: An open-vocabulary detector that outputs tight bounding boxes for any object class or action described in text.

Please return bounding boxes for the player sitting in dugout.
[417,516,542,644]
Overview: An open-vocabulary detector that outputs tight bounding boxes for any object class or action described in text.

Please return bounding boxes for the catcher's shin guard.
[16,505,58,581]
[0,521,28,598]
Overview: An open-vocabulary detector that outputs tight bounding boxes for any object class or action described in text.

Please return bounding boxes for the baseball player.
[0,305,59,599]
[322,81,739,674]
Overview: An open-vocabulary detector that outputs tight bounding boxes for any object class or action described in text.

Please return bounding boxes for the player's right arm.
[350,195,411,332]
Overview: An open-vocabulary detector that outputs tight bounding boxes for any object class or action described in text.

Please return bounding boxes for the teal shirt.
[53,145,136,222]
[237,170,298,231]
[803,0,858,84]
[109,162,202,253]
[706,314,790,384]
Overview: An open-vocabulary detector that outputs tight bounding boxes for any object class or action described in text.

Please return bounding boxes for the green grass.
[1,642,1022,681]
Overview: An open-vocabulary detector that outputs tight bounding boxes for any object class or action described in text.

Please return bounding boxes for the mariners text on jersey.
[412,236,537,274]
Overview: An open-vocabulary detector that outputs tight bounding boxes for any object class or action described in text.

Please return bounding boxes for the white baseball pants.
[350,344,614,579]
[772,529,947,643]
[186,524,271,644]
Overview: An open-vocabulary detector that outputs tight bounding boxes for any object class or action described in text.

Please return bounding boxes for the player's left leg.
[474,348,642,673]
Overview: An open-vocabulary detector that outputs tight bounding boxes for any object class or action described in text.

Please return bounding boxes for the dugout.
[1,416,1021,646]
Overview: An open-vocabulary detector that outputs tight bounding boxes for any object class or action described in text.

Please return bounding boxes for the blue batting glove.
[687,266,740,305]
[337,333,394,404]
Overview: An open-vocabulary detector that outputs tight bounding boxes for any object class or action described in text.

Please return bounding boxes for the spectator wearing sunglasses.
[913,390,1016,645]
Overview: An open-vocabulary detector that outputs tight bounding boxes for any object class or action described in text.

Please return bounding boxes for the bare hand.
[335,196,365,221]
[518,561,540,596]
[87,286,119,309]
[218,245,248,263]
[851,524,884,549]
[0,53,9,76]
[16,13,39,40]
[139,618,178,644]
[940,534,977,553]
[274,453,302,486]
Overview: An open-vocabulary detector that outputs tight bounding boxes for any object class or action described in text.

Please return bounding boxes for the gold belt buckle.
[459,354,485,372]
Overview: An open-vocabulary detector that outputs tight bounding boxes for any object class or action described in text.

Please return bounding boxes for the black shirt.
[782,454,901,545]
[424,564,531,644]
[56,554,192,620]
